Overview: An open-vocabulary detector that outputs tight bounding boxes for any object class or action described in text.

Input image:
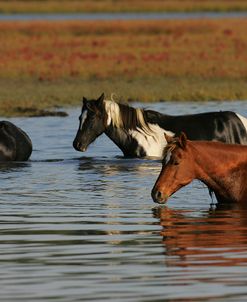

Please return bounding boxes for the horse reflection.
[0,161,31,173]
[76,157,160,205]
[153,205,247,267]
[77,156,160,176]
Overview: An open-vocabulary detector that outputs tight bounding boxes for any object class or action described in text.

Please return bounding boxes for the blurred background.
[0,0,246,116]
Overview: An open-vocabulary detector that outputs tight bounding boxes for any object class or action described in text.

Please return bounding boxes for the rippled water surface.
[1,101,247,301]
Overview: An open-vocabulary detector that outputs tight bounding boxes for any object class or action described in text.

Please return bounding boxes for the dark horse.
[152,133,247,204]
[0,121,32,161]
[73,93,247,158]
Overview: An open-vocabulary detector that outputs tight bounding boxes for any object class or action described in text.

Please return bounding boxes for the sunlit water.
[1,101,247,302]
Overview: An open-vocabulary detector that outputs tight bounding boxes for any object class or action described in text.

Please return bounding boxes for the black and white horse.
[73,93,247,158]
[0,121,32,161]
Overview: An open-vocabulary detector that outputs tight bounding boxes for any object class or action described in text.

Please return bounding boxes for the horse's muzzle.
[73,140,86,152]
[151,187,168,204]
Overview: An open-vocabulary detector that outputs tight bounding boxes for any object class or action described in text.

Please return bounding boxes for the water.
[1,100,247,301]
[1,12,247,21]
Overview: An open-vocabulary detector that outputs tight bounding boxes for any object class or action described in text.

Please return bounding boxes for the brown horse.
[152,132,247,204]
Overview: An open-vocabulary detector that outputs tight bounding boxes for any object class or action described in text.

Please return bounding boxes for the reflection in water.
[76,156,161,195]
[0,102,247,301]
[0,161,31,173]
[77,156,160,175]
[153,204,247,267]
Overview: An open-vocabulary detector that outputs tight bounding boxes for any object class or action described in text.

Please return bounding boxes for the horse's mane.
[164,137,179,154]
[103,100,154,136]
[162,137,180,163]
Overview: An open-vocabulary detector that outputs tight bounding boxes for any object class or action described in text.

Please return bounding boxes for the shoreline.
[1,77,247,117]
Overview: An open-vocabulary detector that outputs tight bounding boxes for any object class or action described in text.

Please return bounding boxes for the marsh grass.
[1,0,247,13]
[1,19,247,116]
[1,77,247,116]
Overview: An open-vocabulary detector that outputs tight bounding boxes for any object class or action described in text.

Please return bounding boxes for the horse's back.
[0,121,32,161]
[146,110,247,145]
[176,111,247,144]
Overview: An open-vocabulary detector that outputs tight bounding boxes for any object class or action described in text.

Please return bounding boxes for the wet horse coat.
[152,133,247,204]
[73,93,247,158]
[0,121,32,161]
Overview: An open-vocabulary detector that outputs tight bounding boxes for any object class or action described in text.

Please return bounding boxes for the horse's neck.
[104,123,166,158]
[192,142,247,202]
[104,125,140,157]
[104,106,172,157]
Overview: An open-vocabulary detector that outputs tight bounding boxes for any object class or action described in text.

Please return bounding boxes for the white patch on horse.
[129,124,174,158]
[103,100,175,158]
[80,109,88,130]
[236,113,247,133]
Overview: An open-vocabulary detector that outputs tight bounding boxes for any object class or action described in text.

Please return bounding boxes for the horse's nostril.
[154,190,163,201]
[156,191,162,199]
[151,188,164,203]
[73,140,81,150]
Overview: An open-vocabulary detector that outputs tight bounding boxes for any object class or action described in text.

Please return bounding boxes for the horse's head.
[151,132,195,204]
[73,93,107,152]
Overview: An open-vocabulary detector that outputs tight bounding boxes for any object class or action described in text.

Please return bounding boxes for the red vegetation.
[0,19,247,81]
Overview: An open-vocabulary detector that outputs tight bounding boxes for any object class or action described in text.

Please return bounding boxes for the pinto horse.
[73,93,247,158]
[152,132,247,204]
[0,121,32,161]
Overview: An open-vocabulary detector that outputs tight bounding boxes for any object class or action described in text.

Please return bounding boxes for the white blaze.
[80,109,88,130]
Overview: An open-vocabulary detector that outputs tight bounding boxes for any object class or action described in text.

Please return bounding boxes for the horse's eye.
[171,158,179,165]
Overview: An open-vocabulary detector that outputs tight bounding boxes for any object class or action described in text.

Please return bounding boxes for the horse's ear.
[82,97,87,108]
[82,97,94,111]
[164,133,173,144]
[97,93,105,103]
[178,132,187,149]
[96,93,105,111]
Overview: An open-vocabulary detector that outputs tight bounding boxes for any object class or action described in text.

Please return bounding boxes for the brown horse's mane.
[162,136,181,163]
[164,138,179,153]
[165,137,247,158]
